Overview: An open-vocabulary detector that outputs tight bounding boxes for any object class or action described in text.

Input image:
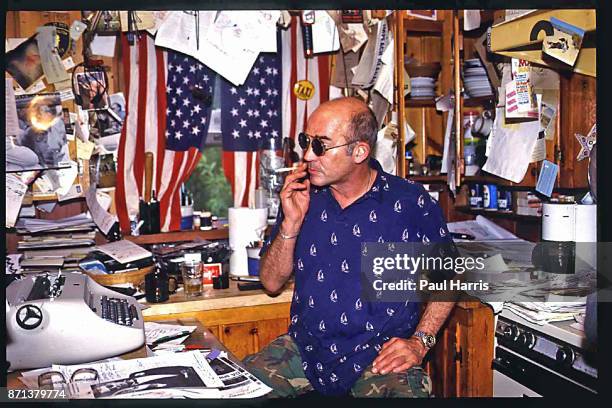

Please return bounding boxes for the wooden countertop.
[141,280,294,317]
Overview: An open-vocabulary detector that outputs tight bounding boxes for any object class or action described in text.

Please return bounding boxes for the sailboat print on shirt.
[320,209,327,222]
[401,228,410,242]
[417,194,425,208]
[369,210,378,222]
[340,312,348,325]
[366,321,374,331]
[352,224,361,237]
[355,298,362,310]
[310,244,317,256]
[330,289,338,302]
[394,200,402,213]
[330,232,338,246]
[330,343,338,354]
[297,258,304,271]
[319,320,326,332]
[308,296,315,308]
[341,259,350,273]
[317,269,325,282]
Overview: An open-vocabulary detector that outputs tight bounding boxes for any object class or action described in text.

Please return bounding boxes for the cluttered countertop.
[140,279,294,317]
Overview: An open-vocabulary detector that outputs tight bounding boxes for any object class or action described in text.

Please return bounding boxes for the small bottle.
[150,190,161,234]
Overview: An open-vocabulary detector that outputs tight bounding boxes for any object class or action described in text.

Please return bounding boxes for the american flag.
[281,17,331,157]
[221,53,282,208]
[222,23,331,207]
[116,33,214,233]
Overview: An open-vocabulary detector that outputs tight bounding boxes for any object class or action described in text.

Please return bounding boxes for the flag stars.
[176,88,183,96]
[267,109,274,117]
[171,97,177,104]
[182,77,190,85]
[176,110,183,118]
[254,130,261,139]
[238,97,246,106]
[272,89,278,96]
[271,130,278,137]
[232,129,240,139]
[246,87,254,96]
[193,104,201,114]
[192,126,200,135]
[189,65,197,73]
[253,89,260,97]
[230,87,238,95]
[231,108,239,117]
[168,63,174,71]
[166,107,172,115]
[203,74,209,82]
[260,119,268,128]
[247,130,254,138]
[266,88,272,96]
[182,98,191,107]
[175,65,183,73]
[253,67,260,75]
[200,117,207,124]
[182,120,190,129]
[272,68,278,76]
[265,66,272,75]
[170,119,176,127]
[239,119,247,128]
[246,109,253,117]
[175,130,182,140]
[253,110,260,118]
[259,99,267,107]
[259,77,266,85]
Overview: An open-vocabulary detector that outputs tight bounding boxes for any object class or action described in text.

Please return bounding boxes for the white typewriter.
[6,271,145,370]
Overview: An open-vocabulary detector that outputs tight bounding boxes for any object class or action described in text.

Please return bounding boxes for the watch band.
[279,230,299,240]
[413,331,436,348]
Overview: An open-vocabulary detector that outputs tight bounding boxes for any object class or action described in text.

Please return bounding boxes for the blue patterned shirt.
[261,159,453,395]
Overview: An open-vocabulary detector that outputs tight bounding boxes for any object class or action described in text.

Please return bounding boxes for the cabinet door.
[220,322,258,360]
[254,318,289,351]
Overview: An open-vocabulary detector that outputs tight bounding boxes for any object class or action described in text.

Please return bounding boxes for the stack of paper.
[504,301,586,325]
[14,214,97,273]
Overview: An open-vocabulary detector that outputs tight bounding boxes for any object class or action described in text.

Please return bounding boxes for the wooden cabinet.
[144,302,291,360]
[424,301,495,397]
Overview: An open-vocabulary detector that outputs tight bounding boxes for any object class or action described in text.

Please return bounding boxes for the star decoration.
[575,124,596,161]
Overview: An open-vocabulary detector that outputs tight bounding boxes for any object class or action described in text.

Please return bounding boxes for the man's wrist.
[280,221,301,239]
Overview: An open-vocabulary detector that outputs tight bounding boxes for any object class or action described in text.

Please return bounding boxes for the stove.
[493,309,597,397]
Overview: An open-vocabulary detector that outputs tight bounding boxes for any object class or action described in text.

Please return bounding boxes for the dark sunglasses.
[298,132,357,157]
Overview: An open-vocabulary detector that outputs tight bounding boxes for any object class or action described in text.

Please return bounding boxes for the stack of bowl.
[462,59,493,98]
[405,62,441,100]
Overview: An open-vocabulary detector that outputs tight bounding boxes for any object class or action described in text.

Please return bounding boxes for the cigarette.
[274,166,299,173]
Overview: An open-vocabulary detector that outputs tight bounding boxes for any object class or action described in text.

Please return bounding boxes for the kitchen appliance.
[534,203,597,274]
[6,271,145,370]
[493,311,597,397]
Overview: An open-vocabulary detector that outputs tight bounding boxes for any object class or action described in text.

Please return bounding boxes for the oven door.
[493,346,596,397]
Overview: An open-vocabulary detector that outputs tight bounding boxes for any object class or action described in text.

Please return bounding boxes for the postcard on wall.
[543,17,585,67]
[5,36,45,91]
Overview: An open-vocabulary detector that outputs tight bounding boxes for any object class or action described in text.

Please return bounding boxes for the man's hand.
[371,337,428,375]
[279,162,310,235]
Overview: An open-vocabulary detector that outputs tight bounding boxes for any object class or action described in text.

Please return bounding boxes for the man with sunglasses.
[244,97,456,398]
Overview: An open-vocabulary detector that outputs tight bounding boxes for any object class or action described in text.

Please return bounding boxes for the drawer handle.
[224,327,231,334]
[250,327,258,335]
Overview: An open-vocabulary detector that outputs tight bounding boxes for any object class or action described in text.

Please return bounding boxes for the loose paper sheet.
[352,19,389,89]
[85,185,118,235]
[482,108,541,183]
[312,10,340,54]
[90,35,117,57]
[6,174,28,228]
[5,78,20,136]
[96,239,152,263]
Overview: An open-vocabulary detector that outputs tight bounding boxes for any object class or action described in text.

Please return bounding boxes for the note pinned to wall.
[5,78,20,137]
[6,174,28,228]
[482,108,540,183]
[36,26,70,84]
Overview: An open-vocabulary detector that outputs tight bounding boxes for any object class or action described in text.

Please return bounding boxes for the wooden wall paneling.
[423,107,445,158]
[558,73,594,188]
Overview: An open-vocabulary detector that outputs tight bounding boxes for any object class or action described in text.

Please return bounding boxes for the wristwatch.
[413,331,436,349]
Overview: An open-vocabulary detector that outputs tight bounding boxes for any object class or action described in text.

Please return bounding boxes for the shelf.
[407,175,447,183]
[403,19,443,33]
[405,98,437,107]
[125,228,230,245]
[462,175,533,188]
[455,206,541,222]
[463,95,495,107]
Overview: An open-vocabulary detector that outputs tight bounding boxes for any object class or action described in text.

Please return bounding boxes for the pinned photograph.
[109,92,126,121]
[5,36,44,91]
[88,109,123,139]
[6,93,70,172]
[543,17,585,67]
[75,71,109,110]
[82,11,122,32]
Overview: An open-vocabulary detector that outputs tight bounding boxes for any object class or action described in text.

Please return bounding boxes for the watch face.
[424,335,436,348]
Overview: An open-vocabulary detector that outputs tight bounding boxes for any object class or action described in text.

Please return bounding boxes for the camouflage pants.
[242,334,432,398]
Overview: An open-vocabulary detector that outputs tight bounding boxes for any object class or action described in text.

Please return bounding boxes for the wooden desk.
[7,318,229,390]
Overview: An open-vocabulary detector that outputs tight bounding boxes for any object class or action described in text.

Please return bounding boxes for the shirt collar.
[318,158,386,207]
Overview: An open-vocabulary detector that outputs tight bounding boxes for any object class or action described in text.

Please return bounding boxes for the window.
[185,76,232,217]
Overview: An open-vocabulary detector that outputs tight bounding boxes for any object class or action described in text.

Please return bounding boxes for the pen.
[150,331,192,347]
